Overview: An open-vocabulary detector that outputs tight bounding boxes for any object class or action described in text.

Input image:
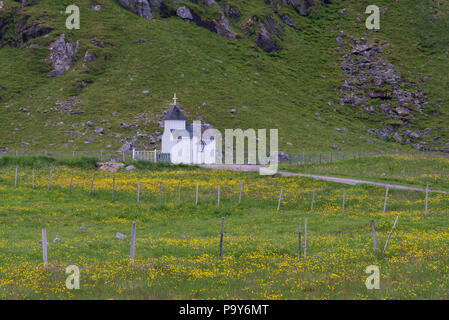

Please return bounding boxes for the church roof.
[164,105,187,121]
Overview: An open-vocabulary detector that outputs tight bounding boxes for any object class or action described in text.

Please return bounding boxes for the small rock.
[142,90,150,94]
[115,232,127,239]
[52,236,61,243]
[83,50,97,63]
[125,165,136,171]
[176,6,193,20]
[86,121,94,127]
[95,127,105,135]
[230,109,236,114]
[79,227,86,231]
[89,5,101,11]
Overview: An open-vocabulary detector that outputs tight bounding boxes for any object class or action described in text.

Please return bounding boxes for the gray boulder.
[118,142,134,153]
[177,6,193,21]
[126,165,136,171]
[115,232,127,239]
[118,0,153,19]
[46,34,79,77]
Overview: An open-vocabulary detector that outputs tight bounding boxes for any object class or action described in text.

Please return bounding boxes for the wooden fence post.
[159,182,162,205]
[195,182,199,206]
[342,190,346,213]
[130,222,136,264]
[310,188,316,213]
[238,183,243,205]
[303,218,307,260]
[42,228,47,270]
[89,172,95,195]
[370,220,379,253]
[14,167,17,188]
[217,184,220,207]
[383,186,389,214]
[219,217,225,258]
[425,184,429,216]
[298,221,301,260]
[68,172,73,192]
[277,187,283,212]
[383,216,399,254]
[47,168,52,190]
[112,176,115,201]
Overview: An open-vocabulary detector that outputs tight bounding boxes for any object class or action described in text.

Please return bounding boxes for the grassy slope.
[0,0,448,154]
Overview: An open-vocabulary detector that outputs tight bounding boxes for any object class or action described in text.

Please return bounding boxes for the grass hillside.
[0,0,448,155]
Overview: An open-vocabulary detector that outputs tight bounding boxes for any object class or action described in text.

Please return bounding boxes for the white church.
[161,94,217,164]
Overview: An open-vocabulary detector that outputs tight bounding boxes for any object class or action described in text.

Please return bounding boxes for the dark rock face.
[148,0,163,12]
[279,13,298,29]
[13,16,52,45]
[225,4,241,19]
[118,0,153,19]
[1,8,52,48]
[256,22,281,53]
[213,16,235,39]
[46,34,79,77]
[288,0,315,16]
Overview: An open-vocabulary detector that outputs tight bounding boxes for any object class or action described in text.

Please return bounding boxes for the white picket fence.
[132,149,157,162]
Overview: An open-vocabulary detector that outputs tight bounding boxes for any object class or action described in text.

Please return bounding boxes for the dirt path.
[199,164,447,194]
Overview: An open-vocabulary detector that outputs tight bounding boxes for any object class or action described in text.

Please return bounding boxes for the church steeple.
[164,93,187,121]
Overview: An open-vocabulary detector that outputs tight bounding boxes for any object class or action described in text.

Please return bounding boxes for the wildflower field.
[0,160,449,299]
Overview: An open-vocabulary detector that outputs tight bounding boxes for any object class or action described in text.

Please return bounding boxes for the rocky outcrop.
[244,16,283,52]
[287,0,315,16]
[278,13,298,29]
[337,32,433,149]
[224,4,241,19]
[213,15,235,39]
[175,5,235,40]
[46,34,79,77]
[118,0,153,19]
[256,23,281,52]
[1,7,52,48]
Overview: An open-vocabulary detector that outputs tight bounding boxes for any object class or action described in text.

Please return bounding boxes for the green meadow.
[0,155,448,299]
